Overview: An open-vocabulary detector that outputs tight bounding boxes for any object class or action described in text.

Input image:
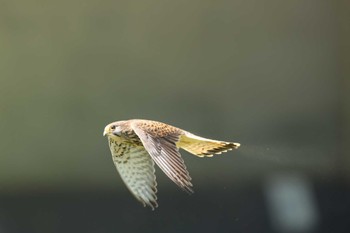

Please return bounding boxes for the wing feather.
[131,123,194,193]
[109,139,158,209]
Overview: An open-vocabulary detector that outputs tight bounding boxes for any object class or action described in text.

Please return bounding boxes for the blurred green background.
[0,0,349,232]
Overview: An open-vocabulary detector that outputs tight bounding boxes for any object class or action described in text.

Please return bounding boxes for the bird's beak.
[103,126,108,136]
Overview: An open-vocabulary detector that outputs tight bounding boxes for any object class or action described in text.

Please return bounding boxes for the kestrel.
[103,119,240,209]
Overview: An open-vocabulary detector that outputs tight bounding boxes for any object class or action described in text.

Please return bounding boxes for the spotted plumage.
[103,119,240,209]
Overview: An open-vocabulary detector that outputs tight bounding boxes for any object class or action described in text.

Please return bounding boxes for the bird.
[103,119,240,209]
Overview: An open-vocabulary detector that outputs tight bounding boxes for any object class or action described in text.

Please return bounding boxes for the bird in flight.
[103,119,240,209]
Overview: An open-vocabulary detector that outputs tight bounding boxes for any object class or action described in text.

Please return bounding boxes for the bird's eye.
[111,125,116,130]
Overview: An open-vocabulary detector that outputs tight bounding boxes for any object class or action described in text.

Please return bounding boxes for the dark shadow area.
[0,181,349,233]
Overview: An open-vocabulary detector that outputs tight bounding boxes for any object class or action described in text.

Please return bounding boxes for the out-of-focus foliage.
[0,0,348,193]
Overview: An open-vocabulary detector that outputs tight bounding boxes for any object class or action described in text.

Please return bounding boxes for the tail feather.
[177,132,240,157]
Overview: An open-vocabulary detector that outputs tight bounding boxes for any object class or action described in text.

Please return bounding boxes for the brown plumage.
[103,119,240,209]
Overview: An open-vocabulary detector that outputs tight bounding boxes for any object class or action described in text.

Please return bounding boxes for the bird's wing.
[109,139,158,209]
[131,122,193,193]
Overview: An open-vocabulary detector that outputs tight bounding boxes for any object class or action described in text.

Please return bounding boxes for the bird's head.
[103,121,124,137]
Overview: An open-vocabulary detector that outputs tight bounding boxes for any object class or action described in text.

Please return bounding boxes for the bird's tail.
[177,132,240,157]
